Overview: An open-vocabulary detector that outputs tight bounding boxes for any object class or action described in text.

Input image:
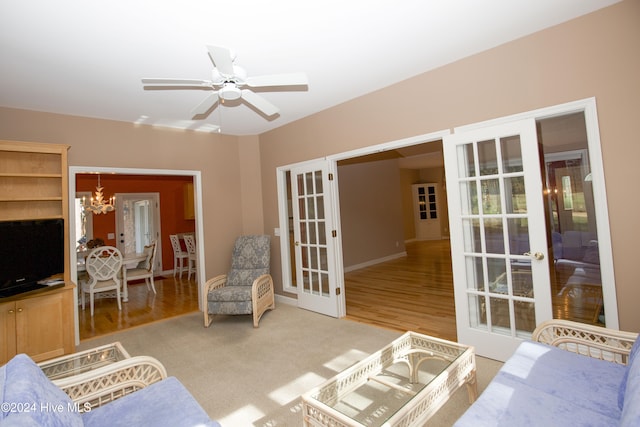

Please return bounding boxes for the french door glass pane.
[481,179,501,214]
[459,182,478,215]
[505,176,527,213]
[501,136,523,173]
[478,139,498,176]
[465,256,485,292]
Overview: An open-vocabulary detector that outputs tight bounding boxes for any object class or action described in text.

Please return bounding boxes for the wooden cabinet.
[0,140,75,363]
[184,182,195,220]
[0,285,75,365]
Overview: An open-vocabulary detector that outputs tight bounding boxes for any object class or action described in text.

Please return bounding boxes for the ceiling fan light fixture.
[219,83,242,101]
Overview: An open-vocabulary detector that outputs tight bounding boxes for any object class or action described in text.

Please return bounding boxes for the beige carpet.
[78,303,502,426]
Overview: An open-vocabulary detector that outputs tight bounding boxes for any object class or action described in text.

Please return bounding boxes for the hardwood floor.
[79,240,602,343]
[344,240,458,341]
[344,239,604,342]
[78,276,199,341]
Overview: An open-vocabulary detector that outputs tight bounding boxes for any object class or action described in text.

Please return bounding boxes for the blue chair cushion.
[81,377,220,427]
[0,354,83,427]
[618,336,640,409]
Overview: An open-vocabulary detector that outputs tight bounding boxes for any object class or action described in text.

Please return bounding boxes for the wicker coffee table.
[302,331,477,427]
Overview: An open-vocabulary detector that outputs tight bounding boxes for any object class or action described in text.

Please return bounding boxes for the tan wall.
[238,135,265,235]
[337,159,406,268]
[0,108,256,278]
[259,1,640,331]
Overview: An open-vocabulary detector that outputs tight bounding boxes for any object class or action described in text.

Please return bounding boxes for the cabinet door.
[15,291,71,362]
[0,301,17,364]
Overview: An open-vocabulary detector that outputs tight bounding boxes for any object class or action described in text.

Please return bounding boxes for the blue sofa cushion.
[455,341,626,426]
[0,354,83,427]
[618,336,640,409]
[620,337,640,426]
[455,372,619,426]
[81,376,220,427]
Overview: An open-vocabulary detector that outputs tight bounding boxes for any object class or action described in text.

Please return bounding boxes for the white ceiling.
[0,0,620,136]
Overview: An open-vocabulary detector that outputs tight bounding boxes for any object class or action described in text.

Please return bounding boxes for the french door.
[115,193,161,272]
[291,161,340,317]
[443,119,552,361]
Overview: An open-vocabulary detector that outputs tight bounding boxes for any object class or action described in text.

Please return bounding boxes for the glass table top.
[39,342,130,380]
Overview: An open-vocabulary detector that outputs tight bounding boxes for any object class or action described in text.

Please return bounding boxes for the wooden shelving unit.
[0,141,67,222]
[0,140,75,364]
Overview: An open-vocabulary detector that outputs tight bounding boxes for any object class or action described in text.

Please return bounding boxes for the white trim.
[276,167,295,295]
[68,166,206,346]
[583,101,618,329]
[326,131,451,162]
[327,159,346,317]
[344,251,408,273]
[275,293,298,306]
[454,97,597,132]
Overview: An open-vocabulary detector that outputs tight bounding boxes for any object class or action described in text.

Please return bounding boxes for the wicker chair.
[203,235,275,328]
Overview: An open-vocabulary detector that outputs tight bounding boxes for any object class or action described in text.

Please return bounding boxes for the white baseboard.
[344,251,407,273]
[275,294,297,306]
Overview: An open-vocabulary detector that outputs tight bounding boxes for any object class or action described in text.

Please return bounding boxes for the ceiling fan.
[142,45,308,118]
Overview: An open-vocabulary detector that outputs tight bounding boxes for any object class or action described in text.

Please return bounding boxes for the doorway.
[69,167,205,345]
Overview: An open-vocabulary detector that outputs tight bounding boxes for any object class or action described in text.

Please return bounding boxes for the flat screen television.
[0,219,65,298]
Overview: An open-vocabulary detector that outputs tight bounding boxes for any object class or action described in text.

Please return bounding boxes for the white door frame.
[276,131,451,315]
[454,97,618,330]
[68,166,205,346]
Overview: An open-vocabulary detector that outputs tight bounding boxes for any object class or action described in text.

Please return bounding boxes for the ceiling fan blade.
[207,46,235,77]
[245,73,308,88]
[142,78,211,87]
[191,92,219,116]
[241,89,279,117]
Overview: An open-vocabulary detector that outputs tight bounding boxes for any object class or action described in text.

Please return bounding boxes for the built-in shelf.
[0,140,75,362]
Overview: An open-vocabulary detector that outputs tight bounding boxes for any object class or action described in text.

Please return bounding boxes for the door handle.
[524,251,545,260]
[295,241,300,246]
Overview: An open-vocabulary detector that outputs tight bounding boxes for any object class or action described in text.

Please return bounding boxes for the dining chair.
[169,234,189,278]
[122,241,158,295]
[183,234,197,281]
[81,246,123,317]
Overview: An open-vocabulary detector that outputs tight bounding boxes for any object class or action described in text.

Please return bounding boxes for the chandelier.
[84,174,115,215]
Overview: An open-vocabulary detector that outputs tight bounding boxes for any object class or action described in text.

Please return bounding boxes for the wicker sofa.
[455,319,640,426]
[0,352,220,427]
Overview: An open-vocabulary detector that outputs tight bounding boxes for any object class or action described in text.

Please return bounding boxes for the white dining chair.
[169,234,189,278]
[122,241,158,295]
[183,234,197,281]
[81,246,123,317]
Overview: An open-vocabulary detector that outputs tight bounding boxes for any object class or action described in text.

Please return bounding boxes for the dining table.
[121,252,147,302]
